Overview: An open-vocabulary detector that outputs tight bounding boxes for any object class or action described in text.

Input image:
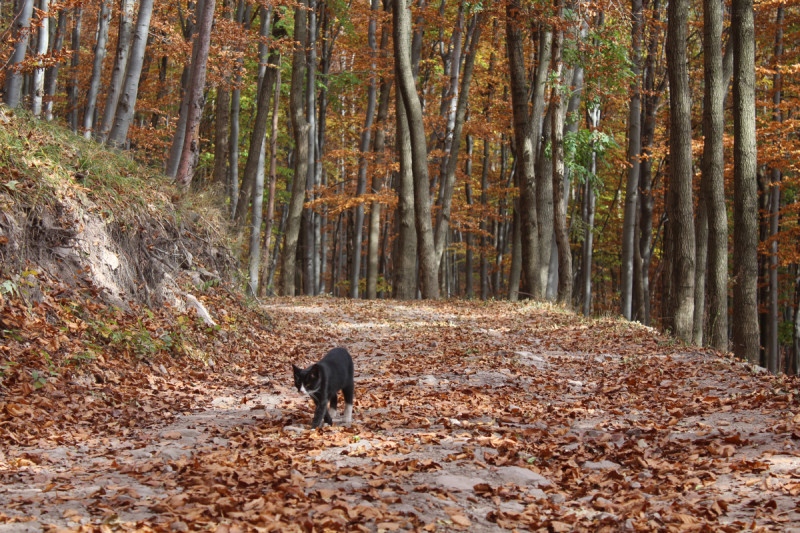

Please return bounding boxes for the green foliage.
[564,125,618,193]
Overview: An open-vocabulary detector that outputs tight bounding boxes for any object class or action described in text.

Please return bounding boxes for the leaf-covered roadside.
[2,295,800,532]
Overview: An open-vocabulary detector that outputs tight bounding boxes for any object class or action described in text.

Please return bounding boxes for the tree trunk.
[83,0,111,137]
[394,0,438,299]
[258,59,282,298]
[702,0,728,350]
[233,15,278,224]
[106,0,155,148]
[43,8,66,121]
[433,12,484,270]
[582,107,601,315]
[622,0,643,319]
[693,193,708,344]
[666,0,695,341]
[480,137,490,300]
[67,8,82,133]
[31,0,50,117]
[281,0,309,297]
[4,0,34,109]
[352,0,380,298]
[766,5,784,372]
[367,2,393,299]
[731,0,760,364]
[506,9,541,299]
[532,30,553,297]
[175,0,215,189]
[550,13,571,305]
[98,0,134,141]
[393,62,418,300]
[303,0,318,296]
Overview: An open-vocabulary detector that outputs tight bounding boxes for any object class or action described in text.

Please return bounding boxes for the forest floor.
[2,295,800,532]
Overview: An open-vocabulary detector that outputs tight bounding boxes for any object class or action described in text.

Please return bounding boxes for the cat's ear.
[310,364,320,380]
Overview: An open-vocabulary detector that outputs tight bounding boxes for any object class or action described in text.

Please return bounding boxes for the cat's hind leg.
[342,384,354,424]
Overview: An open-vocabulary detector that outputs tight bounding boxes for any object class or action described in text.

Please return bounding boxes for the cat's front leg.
[311,401,329,429]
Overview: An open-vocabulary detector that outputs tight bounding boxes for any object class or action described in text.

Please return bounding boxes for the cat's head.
[292,364,320,395]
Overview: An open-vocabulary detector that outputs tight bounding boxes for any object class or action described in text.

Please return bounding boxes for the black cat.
[292,347,354,429]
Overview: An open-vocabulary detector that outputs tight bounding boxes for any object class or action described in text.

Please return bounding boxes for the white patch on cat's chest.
[300,385,310,396]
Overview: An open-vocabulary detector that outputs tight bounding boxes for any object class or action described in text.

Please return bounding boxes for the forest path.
[2,298,799,531]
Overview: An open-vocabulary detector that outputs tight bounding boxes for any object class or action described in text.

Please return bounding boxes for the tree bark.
[3,0,34,109]
[766,5,784,372]
[666,0,695,341]
[83,0,111,137]
[281,0,310,297]
[106,0,155,148]
[67,8,82,133]
[702,0,728,350]
[506,9,541,299]
[433,12,484,270]
[31,0,50,118]
[258,59,282,298]
[98,0,134,141]
[393,65,418,300]
[175,0,215,189]
[393,0,438,299]
[731,0,760,363]
[622,0,643,319]
[43,8,66,121]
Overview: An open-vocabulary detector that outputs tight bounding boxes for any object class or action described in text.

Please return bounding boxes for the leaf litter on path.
[2,297,800,531]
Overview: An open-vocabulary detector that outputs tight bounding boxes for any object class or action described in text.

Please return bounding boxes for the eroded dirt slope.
[2,298,800,532]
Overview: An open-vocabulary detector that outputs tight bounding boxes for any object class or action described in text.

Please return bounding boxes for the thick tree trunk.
[506,9,541,299]
[106,0,155,148]
[622,0,643,319]
[4,0,34,109]
[394,0,438,299]
[98,0,134,141]
[532,30,553,296]
[281,0,309,297]
[702,0,728,350]
[731,0,760,364]
[83,0,111,137]
[393,65,418,300]
[666,0,695,341]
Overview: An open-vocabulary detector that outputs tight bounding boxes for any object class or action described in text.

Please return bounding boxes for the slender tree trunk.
[433,12,484,270]
[693,194,708,344]
[731,0,760,363]
[98,0,134,141]
[4,0,34,108]
[43,8,66,121]
[464,136,475,298]
[480,137,490,300]
[83,0,111,137]
[67,8,82,133]
[106,0,155,148]
[666,0,695,341]
[175,0,215,189]
[767,5,784,372]
[702,0,728,350]
[259,61,282,298]
[233,15,278,224]
[622,0,643,319]
[352,0,380,298]
[550,11,571,305]
[582,107,601,315]
[31,0,50,117]
[394,0,438,299]
[367,4,393,299]
[532,29,553,296]
[303,0,318,296]
[281,0,309,297]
